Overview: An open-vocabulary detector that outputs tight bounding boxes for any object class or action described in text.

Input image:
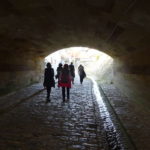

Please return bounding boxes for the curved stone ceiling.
[0,0,150,58]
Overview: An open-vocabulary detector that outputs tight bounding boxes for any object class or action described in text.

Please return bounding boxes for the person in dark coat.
[58,64,72,102]
[56,63,63,87]
[78,64,86,84]
[69,62,75,84]
[43,62,55,101]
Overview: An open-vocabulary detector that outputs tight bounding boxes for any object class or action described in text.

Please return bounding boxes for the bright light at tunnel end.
[44,47,113,84]
[45,47,113,75]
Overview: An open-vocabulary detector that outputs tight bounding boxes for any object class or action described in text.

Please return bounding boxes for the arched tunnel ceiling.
[0,0,150,57]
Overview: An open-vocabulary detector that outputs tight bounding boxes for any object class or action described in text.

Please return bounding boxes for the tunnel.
[0,0,150,149]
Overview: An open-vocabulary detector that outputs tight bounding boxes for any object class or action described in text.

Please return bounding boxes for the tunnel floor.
[0,79,109,150]
[0,78,149,150]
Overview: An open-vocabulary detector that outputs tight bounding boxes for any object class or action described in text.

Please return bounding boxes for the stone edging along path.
[100,84,150,150]
[0,83,44,115]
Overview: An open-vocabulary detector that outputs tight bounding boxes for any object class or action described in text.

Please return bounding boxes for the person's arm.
[43,69,46,87]
[52,68,54,78]
[83,70,86,78]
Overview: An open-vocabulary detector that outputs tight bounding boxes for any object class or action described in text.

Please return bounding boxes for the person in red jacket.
[58,64,72,102]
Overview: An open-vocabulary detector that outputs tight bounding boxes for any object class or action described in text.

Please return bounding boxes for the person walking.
[78,64,86,84]
[59,64,72,102]
[69,62,75,84]
[43,62,55,101]
[55,63,63,87]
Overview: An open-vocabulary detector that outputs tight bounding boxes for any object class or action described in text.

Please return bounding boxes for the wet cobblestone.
[0,79,108,150]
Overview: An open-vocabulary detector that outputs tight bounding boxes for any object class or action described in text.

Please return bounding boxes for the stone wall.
[0,52,44,96]
[90,48,150,108]
[112,49,150,108]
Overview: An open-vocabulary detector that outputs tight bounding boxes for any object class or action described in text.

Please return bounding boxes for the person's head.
[59,63,62,67]
[46,62,51,68]
[71,62,73,65]
[64,64,69,70]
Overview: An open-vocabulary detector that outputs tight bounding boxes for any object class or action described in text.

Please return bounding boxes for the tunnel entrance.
[44,47,113,84]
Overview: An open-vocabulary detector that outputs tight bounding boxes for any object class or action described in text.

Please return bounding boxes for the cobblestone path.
[0,79,108,150]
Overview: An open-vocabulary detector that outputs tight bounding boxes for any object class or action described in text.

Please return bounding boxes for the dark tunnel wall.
[0,53,43,95]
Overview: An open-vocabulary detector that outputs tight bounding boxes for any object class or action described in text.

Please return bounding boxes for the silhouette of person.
[56,63,63,87]
[43,62,55,101]
[58,64,72,102]
[69,62,75,84]
[78,64,86,84]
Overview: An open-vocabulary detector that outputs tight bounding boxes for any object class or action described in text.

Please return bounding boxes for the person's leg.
[46,86,51,100]
[80,76,82,84]
[81,77,83,84]
[62,87,65,101]
[67,87,70,100]
[72,74,74,84]
[58,80,60,89]
[80,76,83,84]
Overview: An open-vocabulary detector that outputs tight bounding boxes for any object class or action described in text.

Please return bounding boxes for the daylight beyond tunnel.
[45,47,113,84]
